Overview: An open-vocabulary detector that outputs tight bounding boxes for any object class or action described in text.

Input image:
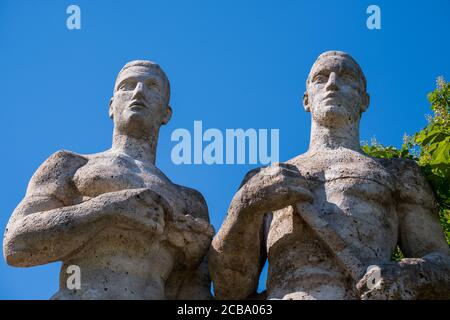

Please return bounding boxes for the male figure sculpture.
[209,51,450,300]
[3,60,214,299]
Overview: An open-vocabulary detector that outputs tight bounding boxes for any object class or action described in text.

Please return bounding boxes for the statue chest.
[267,152,399,263]
[295,151,397,207]
[316,161,395,207]
[72,153,179,200]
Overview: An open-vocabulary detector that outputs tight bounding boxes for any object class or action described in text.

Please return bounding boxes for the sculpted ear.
[361,92,370,113]
[303,92,311,112]
[162,105,172,125]
[109,97,114,119]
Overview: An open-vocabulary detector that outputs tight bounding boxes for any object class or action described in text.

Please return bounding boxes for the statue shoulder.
[380,157,436,206]
[27,150,88,204]
[286,152,316,172]
[378,157,422,183]
[176,185,210,223]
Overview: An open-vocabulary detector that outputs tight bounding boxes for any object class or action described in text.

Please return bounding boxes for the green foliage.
[391,246,405,261]
[361,137,414,160]
[362,77,450,256]
[414,78,450,211]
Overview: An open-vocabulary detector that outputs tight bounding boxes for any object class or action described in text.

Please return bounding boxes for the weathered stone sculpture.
[209,51,450,300]
[3,60,214,300]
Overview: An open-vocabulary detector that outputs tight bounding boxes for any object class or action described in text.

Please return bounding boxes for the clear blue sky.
[0,0,449,299]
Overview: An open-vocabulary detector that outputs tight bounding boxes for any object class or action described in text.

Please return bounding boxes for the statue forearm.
[210,235,264,300]
[218,199,265,244]
[401,251,450,299]
[210,163,312,299]
[209,257,261,300]
[209,194,266,299]
[3,191,135,267]
[359,251,450,299]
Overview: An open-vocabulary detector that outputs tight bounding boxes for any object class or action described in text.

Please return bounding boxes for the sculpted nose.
[325,72,338,91]
[132,82,145,100]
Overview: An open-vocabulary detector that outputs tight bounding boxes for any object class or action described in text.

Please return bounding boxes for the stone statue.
[3,60,214,300]
[209,51,450,300]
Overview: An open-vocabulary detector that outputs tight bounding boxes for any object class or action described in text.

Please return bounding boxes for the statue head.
[303,51,369,128]
[109,60,172,138]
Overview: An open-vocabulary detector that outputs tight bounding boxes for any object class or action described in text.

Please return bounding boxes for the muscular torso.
[53,150,207,299]
[265,148,399,299]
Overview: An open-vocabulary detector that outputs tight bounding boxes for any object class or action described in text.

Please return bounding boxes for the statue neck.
[112,131,158,165]
[308,119,361,153]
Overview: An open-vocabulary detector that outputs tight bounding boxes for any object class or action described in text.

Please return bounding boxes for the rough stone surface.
[209,51,450,300]
[3,60,214,300]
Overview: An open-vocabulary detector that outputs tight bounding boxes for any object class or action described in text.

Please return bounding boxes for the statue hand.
[356,262,417,300]
[102,188,173,235]
[235,162,313,214]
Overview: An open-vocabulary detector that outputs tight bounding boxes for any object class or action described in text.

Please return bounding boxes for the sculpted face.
[109,61,172,137]
[304,52,369,128]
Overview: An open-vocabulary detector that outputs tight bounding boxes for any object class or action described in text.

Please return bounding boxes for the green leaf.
[430,138,450,166]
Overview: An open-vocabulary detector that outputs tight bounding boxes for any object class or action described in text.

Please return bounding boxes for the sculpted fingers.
[101,188,171,234]
[237,162,313,214]
[262,174,312,201]
[258,163,311,199]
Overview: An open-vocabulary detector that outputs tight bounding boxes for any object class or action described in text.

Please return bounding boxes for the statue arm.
[3,151,116,266]
[165,186,215,299]
[395,159,450,298]
[3,151,163,267]
[209,194,267,300]
[208,168,266,300]
[165,257,213,300]
[355,159,450,299]
[4,192,119,267]
[209,164,312,299]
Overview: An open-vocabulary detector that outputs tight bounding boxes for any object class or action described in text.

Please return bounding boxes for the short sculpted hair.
[306,51,367,91]
[114,60,171,103]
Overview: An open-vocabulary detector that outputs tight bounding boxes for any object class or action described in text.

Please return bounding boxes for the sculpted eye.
[314,75,327,83]
[146,79,162,92]
[118,80,136,91]
[342,72,356,82]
